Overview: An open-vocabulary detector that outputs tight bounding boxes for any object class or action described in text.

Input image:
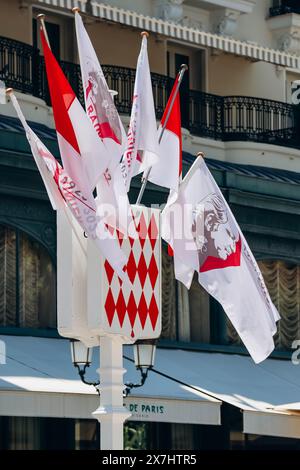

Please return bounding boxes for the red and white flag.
[41,30,110,194]
[121,34,159,190]
[10,93,127,278]
[148,79,182,193]
[74,10,126,165]
[162,156,280,363]
[74,12,136,237]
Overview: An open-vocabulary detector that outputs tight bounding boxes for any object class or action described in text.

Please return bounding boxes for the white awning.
[0,336,220,425]
[38,0,300,69]
[2,335,300,437]
[149,348,300,439]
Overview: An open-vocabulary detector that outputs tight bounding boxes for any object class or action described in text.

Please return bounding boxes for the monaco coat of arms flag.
[162,155,280,363]
[87,205,161,342]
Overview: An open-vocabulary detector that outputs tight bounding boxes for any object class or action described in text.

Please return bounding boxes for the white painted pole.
[37,14,51,48]
[93,336,131,450]
[135,63,188,205]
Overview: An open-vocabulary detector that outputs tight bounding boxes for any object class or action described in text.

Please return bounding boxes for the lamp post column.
[93,336,131,450]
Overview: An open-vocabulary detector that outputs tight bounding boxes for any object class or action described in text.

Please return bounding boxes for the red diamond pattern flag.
[87,205,161,342]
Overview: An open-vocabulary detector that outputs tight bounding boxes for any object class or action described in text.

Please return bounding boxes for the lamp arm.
[75,364,100,394]
[124,367,150,396]
[72,358,152,397]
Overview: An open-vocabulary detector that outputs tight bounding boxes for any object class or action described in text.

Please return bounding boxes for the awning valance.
[37,0,300,69]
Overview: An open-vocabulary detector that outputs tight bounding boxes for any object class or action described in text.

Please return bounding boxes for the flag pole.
[135,63,188,205]
[72,6,131,451]
[37,13,51,48]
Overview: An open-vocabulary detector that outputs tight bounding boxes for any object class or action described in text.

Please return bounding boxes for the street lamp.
[70,339,100,391]
[70,339,156,396]
[134,339,156,369]
[124,340,156,396]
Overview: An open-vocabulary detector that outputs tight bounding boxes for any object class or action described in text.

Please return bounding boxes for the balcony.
[270,1,300,17]
[1,35,299,151]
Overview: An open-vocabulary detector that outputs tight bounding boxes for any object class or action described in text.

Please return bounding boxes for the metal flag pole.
[135,63,188,205]
[37,14,51,48]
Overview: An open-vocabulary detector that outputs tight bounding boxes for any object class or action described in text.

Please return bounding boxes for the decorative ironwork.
[0,36,40,97]
[1,35,300,150]
[189,90,223,140]
[222,95,298,148]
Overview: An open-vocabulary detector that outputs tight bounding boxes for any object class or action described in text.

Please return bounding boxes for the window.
[75,420,99,450]
[124,423,149,450]
[1,417,40,450]
[0,225,56,329]
[33,18,60,60]
[161,248,210,343]
[161,248,177,340]
[270,0,300,15]
[167,43,206,129]
[227,260,300,351]
[161,250,300,350]
[32,10,75,62]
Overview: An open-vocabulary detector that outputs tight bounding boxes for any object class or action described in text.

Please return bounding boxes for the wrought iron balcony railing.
[1,35,299,150]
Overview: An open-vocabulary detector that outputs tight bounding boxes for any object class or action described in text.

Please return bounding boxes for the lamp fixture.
[70,339,100,393]
[124,339,156,397]
[70,339,156,396]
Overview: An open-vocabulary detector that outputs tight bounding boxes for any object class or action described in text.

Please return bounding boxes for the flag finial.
[197,152,205,158]
[6,88,13,96]
[180,64,189,72]
[38,13,51,49]
[141,31,149,38]
[72,7,80,13]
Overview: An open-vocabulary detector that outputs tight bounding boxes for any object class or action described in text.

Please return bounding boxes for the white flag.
[10,93,128,278]
[74,12,136,237]
[74,10,126,165]
[121,35,159,190]
[162,156,280,363]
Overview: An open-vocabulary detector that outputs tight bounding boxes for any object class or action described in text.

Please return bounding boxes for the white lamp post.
[70,338,157,447]
[93,336,131,450]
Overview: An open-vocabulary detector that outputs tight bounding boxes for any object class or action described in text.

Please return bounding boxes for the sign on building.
[87,205,161,343]
[57,205,161,345]
[57,210,98,346]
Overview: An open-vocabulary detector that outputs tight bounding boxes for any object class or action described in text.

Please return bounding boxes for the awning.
[0,336,221,425]
[37,0,300,69]
[1,335,300,437]
[148,348,300,439]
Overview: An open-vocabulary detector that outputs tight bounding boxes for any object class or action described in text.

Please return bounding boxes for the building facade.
[0,0,300,450]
